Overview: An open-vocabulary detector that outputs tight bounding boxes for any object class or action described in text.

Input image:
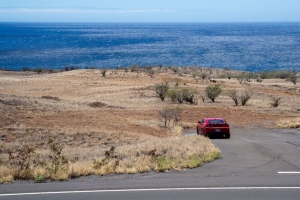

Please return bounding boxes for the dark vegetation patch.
[88,102,125,109]
[41,96,60,101]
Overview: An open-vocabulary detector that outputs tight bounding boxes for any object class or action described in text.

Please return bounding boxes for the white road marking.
[278,172,300,174]
[1,187,300,197]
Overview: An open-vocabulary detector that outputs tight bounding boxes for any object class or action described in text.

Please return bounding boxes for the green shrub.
[174,88,198,104]
[205,85,222,102]
[181,156,203,168]
[34,175,46,183]
[33,68,42,74]
[130,64,138,72]
[156,156,172,172]
[155,82,169,101]
[167,89,180,102]
[276,70,291,79]
[192,72,200,78]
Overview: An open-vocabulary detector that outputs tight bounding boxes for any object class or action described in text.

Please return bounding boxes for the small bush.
[288,73,297,85]
[158,106,183,127]
[155,82,169,101]
[159,107,173,128]
[227,89,239,106]
[130,64,138,72]
[269,95,281,107]
[156,156,173,172]
[172,88,198,104]
[8,146,40,180]
[276,70,291,79]
[167,89,179,102]
[240,90,253,106]
[192,72,200,78]
[0,175,14,184]
[169,106,183,125]
[181,156,203,169]
[148,69,155,78]
[34,175,46,183]
[33,68,43,74]
[236,74,244,84]
[93,146,119,170]
[101,68,108,77]
[88,101,107,108]
[46,139,73,178]
[205,85,222,102]
[41,96,60,101]
[200,91,206,102]
[256,77,263,82]
[201,73,208,80]
[244,72,257,82]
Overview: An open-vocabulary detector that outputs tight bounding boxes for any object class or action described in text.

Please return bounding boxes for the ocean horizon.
[1,22,300,72]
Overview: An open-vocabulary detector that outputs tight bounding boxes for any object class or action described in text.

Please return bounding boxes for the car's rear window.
[208,120,225,124]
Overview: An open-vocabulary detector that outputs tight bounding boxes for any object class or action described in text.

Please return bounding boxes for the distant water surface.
[0,22,300,71]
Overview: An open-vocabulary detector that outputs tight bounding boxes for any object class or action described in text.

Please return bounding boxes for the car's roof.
[205,118,224,120]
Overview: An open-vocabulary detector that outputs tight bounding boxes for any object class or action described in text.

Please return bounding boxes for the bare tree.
[240,90,254,106]
[159,106,183,128]
[236,74,244,84]
[227,89,239,106]
[158,107,173,128]
[169,106,183,125]
[200,92,206,102]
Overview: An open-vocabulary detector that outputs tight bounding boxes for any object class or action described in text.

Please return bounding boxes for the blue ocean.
[0,22,300,72]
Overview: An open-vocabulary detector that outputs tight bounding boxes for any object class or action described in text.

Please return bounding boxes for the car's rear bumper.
[205,128,230,137]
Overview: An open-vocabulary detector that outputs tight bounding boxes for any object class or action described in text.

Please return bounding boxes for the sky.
[0,0,300,22]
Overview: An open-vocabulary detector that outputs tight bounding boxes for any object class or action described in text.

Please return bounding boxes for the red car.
[197,118,230,139]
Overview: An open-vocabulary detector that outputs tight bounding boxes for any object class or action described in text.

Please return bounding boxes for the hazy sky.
[0,0,299,22]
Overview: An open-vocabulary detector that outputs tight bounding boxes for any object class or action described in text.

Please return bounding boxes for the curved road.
[1,128,300,199]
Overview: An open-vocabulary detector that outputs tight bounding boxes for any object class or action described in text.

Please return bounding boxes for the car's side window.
[202,119,205,124]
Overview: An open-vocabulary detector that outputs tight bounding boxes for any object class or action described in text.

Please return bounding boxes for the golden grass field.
[0,67,299,183]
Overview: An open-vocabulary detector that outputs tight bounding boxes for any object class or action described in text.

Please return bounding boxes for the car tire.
[225,134,230,139]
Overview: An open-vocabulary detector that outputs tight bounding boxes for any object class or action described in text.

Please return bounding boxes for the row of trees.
[235,70,298,85]
[155,83,227,105]
[155,82,199,104]
[155,83,283,107]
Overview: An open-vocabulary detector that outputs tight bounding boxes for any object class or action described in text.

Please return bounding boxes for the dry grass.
[0,68,299,182]
[276,117,300,129]
[0,135,220,181]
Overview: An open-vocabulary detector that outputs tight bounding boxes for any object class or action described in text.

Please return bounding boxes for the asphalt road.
[1,127,300,200]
